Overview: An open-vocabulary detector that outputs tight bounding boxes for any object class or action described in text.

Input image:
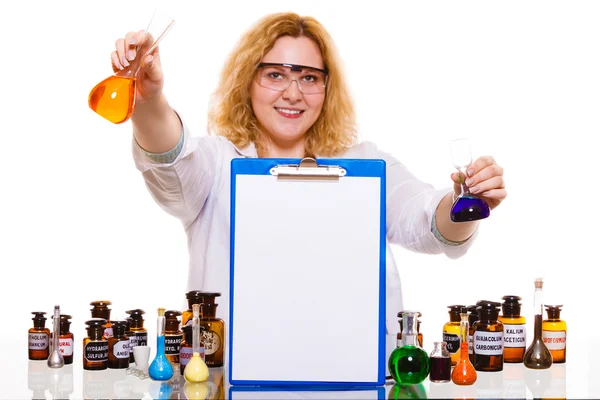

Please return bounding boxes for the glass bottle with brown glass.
[201,293,224,367]
[126,308,147,360]
[473,301,504,372]
[55,315,74,365]
[165,310,183,364]
[83,319,108,370]
[542,305,566,363]
[108,320,130,369]
[443,305,465,366]
[179,324,193,375]
[499,295,526,363]
[466,304,478,364]
[396,311,423,347]
[183,290,204,327]
[29,312,50,360]
[524,278,553,369]
[90,301,113,339]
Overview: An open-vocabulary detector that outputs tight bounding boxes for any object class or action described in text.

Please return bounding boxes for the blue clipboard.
[229,157,386,387]
[229,385,386,399]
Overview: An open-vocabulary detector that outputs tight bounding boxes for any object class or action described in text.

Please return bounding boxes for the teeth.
[277,108,302,115]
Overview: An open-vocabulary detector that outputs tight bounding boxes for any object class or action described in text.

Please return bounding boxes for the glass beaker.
[449,138,490,222]
[88,10,175,124]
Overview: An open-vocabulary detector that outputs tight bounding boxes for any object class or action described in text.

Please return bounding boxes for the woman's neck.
[257,137,306,158]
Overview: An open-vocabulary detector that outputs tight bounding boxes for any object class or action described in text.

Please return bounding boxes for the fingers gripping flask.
[388,311,429,385]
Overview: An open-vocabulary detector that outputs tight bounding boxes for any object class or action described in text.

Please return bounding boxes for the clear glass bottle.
[201,293,225,367]
[28,312,50,360]
[165,310,183,364]
[83,319,108,370]
[397,311,423,348]
[452,307,477,385]
[499,295,527,363]
[149,308,174,380]
[524,278,553,369]
[542,305,566,363]
[388,311,430,385]
[443,305,464,366]
[429,341,451,383]
[473,301,504,372]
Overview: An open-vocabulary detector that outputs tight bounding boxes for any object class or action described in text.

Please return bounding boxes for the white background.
[1,0,599,397]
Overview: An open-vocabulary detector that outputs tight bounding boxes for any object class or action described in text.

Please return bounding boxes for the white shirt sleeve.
[131,116,223,228]
[357,141,478,259]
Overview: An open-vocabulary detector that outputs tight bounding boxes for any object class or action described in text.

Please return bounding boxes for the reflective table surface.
[9,334,596,399]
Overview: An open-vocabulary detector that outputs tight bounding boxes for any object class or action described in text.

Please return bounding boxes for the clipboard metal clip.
[270,158,346,181]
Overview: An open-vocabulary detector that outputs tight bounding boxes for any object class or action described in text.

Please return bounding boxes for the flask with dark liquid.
[449,138,490,222]
[524,278,553,369]
[429,341,451,383]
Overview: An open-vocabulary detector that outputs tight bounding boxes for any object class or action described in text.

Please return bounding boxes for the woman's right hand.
[111,30,164,104]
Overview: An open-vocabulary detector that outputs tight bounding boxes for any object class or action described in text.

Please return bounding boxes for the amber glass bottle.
[201,293,224,367]
[466,305,478,363]
[90,301,113,339]
[443,305,464,366]
[29,312,50,360]
[108,321,130,369]
[126,309,147,358]
[56,314,74,365]
[473,301,504,372]
[499,295,526,363]
[83,319,108,370]
[179,324,193,375]
[165,310,183,364]
[543,305,566,363]
[183,290,204,327]
[396,311,423,347]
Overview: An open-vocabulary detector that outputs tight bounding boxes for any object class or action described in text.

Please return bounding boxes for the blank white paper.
[231,172,382,384]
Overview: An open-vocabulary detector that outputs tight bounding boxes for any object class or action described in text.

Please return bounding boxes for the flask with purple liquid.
[450,138,490,222]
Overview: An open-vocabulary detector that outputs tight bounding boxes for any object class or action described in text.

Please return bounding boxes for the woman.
[112,12,506,335]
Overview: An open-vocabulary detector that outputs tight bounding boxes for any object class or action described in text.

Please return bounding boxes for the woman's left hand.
[450,156,507,210]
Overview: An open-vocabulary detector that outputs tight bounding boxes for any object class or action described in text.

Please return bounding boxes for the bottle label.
[542,330,566,350]
[84,340,109,362]
[202,330,222,356]
[28,333,49,350]
[504,324,526,348]
[474,331,504,355]
[129,335,137,350]
[165,334,183,355]
[443,332,460,354]
[113,340,130,359]
[59,338,74,356]
[180,347,193,366]
[468,334,473,354]
[135,332,148,347]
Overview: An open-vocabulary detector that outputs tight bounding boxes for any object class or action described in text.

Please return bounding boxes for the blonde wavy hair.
[207,12,357,157]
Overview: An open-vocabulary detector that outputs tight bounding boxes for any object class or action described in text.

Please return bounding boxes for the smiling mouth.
[275,107,305,118]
